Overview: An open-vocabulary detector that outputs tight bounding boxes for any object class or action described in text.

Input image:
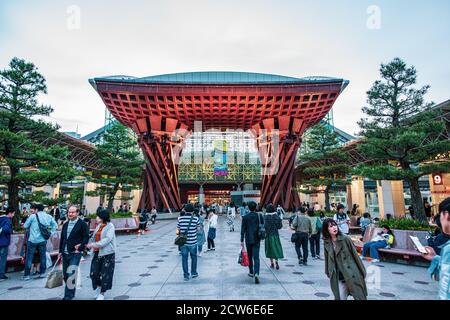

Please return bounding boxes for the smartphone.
[409,235,427,254]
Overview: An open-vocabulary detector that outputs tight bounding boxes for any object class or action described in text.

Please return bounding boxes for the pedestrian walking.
[23,203,57,280]
[307,208,322,259]
[196,211,206,257]
[227,203,236,232]
[264,204,283,270]
[0,207,15,281]
[207,210,218,251]
[58,206,89,300]
[291,207,312,266]
[86,209,116,300]
[177,204,200,281]
[333,204,350,235]
[240,201,262,284]
[276,205,285,220]
[322,218,368,300]
[138,208,149,235]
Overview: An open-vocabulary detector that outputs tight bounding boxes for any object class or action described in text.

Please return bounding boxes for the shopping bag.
[45,256,63,289]
[239,248,250,267]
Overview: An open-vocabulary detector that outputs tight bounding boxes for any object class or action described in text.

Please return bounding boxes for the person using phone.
[421,197,450,300]
[360,225,394,263]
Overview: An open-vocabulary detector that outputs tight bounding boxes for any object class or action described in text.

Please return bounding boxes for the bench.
[349,216,361,234]
[353,225,429,266]
[89,217,140,233]
[6,232,61,272]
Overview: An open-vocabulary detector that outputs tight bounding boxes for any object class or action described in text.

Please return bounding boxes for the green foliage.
[0,57,78,225]
[299,123,351,209]
[68,188,84,207]
[378,218,431,231]
[85,122,143,211]
[314,210,335,218]
[356,57,450,221]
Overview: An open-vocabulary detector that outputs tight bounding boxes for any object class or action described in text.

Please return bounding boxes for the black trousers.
[246,242,261,276]
[207,237,215,249]
[295,232,309,263]
[309,233,320,257]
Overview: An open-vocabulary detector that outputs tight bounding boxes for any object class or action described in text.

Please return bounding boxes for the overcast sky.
[1,0,449,137]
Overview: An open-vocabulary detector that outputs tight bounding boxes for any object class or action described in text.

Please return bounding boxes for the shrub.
[377,218,432,231]
[86,211,135,219]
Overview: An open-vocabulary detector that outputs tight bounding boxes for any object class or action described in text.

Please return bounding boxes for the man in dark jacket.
[58,205,89,300]
[0,207,15,281]
[240,201,262,284]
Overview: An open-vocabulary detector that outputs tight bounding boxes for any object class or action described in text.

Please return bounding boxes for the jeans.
[309,233,320,257]
[180,244,197,279]
[295,232,309,263]
[0,246,8,277]
[246,242,260,276]
[24,241,47,276]
[198,244,203,254]
[62,253,82,300]
[362,240,387,260]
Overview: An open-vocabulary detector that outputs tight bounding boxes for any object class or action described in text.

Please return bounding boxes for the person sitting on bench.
[360,225,394,263]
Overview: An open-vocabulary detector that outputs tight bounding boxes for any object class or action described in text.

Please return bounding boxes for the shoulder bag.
[174,215,194,246]
[36,213,51,240]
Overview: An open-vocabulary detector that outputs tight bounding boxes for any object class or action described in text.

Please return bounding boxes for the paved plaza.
[0,217,438,300]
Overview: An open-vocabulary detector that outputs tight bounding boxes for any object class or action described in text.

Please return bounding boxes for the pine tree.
[0,57,77,225]
[299,123,351,211]
[86,122,143,212]
[355,58,450,221]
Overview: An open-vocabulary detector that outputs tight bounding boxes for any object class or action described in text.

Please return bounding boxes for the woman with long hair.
[322,218,367,300]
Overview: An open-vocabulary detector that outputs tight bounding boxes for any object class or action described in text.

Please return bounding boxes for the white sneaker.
[94,288,101,299]
[96,294,105,300]
[371,259,380,263]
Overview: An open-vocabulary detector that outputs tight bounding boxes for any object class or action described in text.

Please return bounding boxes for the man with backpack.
[240,201,263,284]
[23,203,57,280]
[291,207,312,266]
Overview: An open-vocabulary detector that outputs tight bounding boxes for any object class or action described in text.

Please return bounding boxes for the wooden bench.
[349,216,361,234]
[353,225,429,265]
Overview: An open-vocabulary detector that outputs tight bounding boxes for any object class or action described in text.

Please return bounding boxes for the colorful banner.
[213,140,228,176]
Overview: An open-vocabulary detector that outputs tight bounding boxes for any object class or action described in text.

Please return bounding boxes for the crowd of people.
[0,196,449,300]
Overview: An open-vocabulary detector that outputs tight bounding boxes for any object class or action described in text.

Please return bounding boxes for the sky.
[1,0,449,137]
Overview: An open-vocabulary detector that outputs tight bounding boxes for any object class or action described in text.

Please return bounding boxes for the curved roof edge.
[90,71,348,85]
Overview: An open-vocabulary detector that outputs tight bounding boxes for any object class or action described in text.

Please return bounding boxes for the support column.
[131,116,190,212]
[252,116,307,209]
[377,180,405,219]
[349,176,366,212]
[198,184,205,205]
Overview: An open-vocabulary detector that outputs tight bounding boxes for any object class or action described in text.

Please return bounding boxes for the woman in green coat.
[322,218,368,300]
[264,204,284,269]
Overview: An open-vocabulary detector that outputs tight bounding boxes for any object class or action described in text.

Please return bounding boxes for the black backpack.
[257,213,266,240]
[35,213,51,240]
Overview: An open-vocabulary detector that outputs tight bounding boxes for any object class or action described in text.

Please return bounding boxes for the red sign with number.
[433,174,443,185]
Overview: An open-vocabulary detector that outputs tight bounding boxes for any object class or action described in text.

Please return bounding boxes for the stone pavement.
[0,216,439,300]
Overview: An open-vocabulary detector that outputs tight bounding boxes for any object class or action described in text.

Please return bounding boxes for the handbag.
[36,213,51,240]
[257,213,266,240]
[45,256,63,289]
[291,232,299,243]
[174,215,194,246]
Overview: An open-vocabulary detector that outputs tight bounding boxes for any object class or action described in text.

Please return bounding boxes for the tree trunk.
[106,183,120,212]
[7,173,20,228]
[324,186,330,211]
[407,177,426,222]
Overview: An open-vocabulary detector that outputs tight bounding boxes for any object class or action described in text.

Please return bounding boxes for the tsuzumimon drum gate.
[90,72,348,211]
